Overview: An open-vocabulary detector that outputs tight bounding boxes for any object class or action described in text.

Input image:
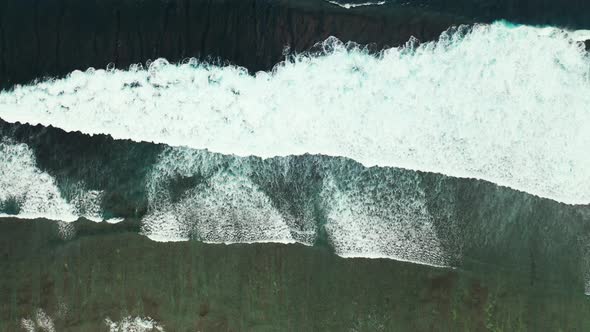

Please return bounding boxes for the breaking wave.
[2,22,590,204]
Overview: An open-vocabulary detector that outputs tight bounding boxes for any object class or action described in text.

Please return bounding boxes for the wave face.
[2,22,590,206]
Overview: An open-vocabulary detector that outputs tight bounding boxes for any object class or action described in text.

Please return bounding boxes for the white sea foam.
[142,148,295,243]
[320,174,448,266]
[0,141,103,223]
[105,316,164,332]
[1,22,590,205]
[21,309,56,332]
[141,147,449,266]
[106,217,125,224]
[327,0,386,9]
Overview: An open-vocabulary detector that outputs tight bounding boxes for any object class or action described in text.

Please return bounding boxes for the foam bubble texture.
[21,309,56,332]
[142,147,450,266]
[0,141,103,222]
[105,316,164,332]
[321,174,447,265]
[1,22,589,204]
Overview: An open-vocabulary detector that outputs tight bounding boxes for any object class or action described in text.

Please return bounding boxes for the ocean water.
[2,10,590,328]
[1,121,589,283]
[1,20,590,293]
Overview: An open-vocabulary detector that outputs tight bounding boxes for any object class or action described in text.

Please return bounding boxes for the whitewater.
[1,22,590,205]
[326,0,386,9]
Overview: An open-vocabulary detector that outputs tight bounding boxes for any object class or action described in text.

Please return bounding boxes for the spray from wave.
[1,22,590,205]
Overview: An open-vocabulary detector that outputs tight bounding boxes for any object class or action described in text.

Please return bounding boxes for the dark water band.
[2,0,590,89]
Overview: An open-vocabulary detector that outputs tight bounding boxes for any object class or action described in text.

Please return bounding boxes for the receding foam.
[1,22,590,204]
[21,309,56,332]
[142,148,295,243]
[0,141,103,222]
[320,174,448,266]
[141,147,450,266]
[105,316,164,332]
